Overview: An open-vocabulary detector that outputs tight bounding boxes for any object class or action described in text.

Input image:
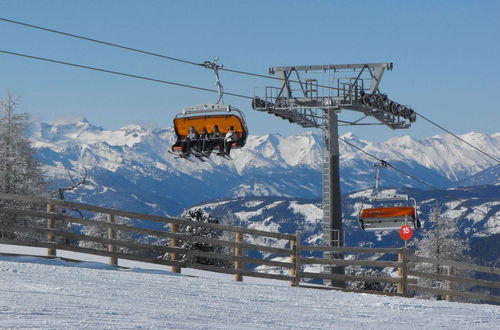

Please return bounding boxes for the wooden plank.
[176,247,293,268]
[178,234,292,255]
[107,214,117,266]
[408,255,500,275]
[407,284,500,303]
[0,193,295,240]
[299,257,400,268]
[0,225,293,269]
[46,203,56,257]
[0,207,293,255]
[300,271,402,284]
[0,238,184,268]
[398,250,408,296]
[0,224,178,255]
[294,231,301,287]
[184,262,293,281]
[169,223,180,273]
[300,245,410,254]
[407,270,500,289]
[0,207,168,236]
[234,232,242,282]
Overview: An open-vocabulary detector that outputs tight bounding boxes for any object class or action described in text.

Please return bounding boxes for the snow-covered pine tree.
[414,203,471,300]
[346,266,398,293]
[164,208,229,267]
[0,94,46,239]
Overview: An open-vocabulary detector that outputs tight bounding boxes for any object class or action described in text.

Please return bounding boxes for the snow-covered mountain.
[29,118,499,216]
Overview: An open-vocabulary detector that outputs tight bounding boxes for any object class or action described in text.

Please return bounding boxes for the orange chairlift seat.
[358,161,422,232]
[171,104,248,154]
[359,205,420,231]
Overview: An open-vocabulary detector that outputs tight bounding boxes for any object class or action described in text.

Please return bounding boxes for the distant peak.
[50,116,89,126]
[120,124,144,131]
[386,135,416,144]
[340,132,359,140]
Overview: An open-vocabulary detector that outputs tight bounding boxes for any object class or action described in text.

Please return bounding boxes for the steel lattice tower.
[252,62,416,286]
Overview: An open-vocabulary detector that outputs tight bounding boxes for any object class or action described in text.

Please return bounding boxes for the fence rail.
[0,193,498,304]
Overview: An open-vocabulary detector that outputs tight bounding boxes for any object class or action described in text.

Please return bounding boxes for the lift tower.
[252,63,416,286]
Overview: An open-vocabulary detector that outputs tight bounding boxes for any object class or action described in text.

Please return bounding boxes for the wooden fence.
[0,192,498,304]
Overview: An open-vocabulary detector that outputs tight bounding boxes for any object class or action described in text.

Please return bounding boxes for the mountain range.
[29,118,499,217]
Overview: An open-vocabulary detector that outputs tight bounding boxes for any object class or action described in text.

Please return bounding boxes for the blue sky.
[0,0,498,142]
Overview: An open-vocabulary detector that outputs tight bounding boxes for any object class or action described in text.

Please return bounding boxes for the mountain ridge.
[30,118,500,216]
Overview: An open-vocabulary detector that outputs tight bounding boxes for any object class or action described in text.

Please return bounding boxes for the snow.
[235,209,264,222]
[349,189,373,199]
[194,200,231,211]
[0,247,498,329]
[247,220,281,236]
[443,207,468,220]
[244,200,264,208]
[288,201,322,224]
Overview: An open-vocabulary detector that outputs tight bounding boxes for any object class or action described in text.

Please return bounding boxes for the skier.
[198,127,211,155]
[210,125,224,153]
[182,126,199,155]
[224,126,238,155]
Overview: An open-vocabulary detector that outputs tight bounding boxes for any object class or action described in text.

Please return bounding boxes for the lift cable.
[1,47,498,222]
[0,49,254,100]
[415,112,500,164]
[339,137,500,221]
[0,17,202,67]
[2,16,498,166]
[0,17,314,86]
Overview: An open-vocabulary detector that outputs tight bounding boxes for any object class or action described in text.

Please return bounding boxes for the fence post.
[234,231,243,282]
[46,204,56,257]
[446,266,454,302]
[107,214,117,267]
[290,234,297,286]
[170,223,181,273]
[293,231,302,287]
[397,248,408,297]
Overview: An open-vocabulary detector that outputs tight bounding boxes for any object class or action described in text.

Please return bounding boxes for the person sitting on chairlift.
[198,127,211,155]
[224,126,238,155]
[182,126,200,154]
[211,125,224,153]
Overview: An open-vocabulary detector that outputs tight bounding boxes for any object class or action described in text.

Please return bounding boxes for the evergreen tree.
[414,203,470,299]
[164,208,229,267]
[0,95,46,239]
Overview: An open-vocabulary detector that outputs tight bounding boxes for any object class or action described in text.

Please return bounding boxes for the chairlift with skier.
[170,58,248,161]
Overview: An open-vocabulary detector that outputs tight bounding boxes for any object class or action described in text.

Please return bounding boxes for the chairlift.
[171,103,248,153]
[358,161,421,231]
[170,58,248,159]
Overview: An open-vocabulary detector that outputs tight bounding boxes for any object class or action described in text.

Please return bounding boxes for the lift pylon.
[252,62,415,287]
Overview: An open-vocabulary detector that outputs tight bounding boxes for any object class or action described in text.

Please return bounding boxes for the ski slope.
[0,246,499,329]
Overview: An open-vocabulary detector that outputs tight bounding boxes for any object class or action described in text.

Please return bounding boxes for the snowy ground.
[0,246,499,329]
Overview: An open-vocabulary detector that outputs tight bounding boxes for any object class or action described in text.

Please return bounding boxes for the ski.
[190,149,209,162]
[214,151,232,160]
[168,150,194,162]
